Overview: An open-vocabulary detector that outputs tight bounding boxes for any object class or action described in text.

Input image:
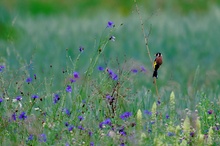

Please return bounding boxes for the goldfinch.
[153,52,163,78]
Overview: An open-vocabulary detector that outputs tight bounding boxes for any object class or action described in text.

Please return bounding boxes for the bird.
[152,52,163,79]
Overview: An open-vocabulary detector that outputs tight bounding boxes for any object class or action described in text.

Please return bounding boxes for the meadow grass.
[0,3,220,146]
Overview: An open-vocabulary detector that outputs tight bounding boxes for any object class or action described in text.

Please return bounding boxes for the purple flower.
[66,85,72,93]
[144,110,152,116]
[34,74,37,79]
[16,96,22,101]
[107,69,118,80]
[69,78,76,83]
[68,125,74,131]
[65,122,69,127]
[106,94,113,100]
[167,132,174,136]
[166,114,169,119]
[12,113,16,121]
[131,69,138,73]
[0,65,5,72]
[190,131,195,137]
[98,66,104,71]
[0,97,3,103]
[63,108,71,116]
[107,21,114,28]
[120,112,132,120]
[119,127,126,136]
[88,131,93,137]
[73,72,80,79]
[157,100,161,105]
[99,118,111,129]
[208,110,213,115]
[78,125,85,130]
[39,133,47,142]
[28,134,34,141]
[32,94,39,99]
[26,77,32,83]
[79,46,84,52]
[53,94,60,104]
[140,66,146,72]
[78,115,84,121]
[90,142,94,146]
[19,112,27,120]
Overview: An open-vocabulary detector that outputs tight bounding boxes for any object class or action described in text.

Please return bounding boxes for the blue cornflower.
[167,132,175,136]
[157,100,161,105]
[106,94,113,100]
[90,142,94,146]
[99,118,111,129]
[98,66,104,71]
[19,112,27,120]
[208,110,213,115]
[78,115,84,121]
[28,134,34,141]
[12,113,16,121]
[88,131,93,137]
[65,143,70,146]
[120,112,132,120]
[39,133,47,142]
[166,114,169,119]
[107,69,118,80]
[65,122,69,127]
[26,77,32,83]
[79,46,84,52]
[63,108,71,116]
[16,96,22,101]
[144,110,152,116]
[68,125,74,131]
[140,66,146,72]
[131,68,138,73]
[119,127,126,136]
[107,21,114,28]
[53,94,60,104]
[78,125,85,130]
[69,78,76,83]
[0,65,5,72]
[66,85,72,93]
[32,94,39,99]
[0,97,3,103]
[73,72,80,79]
[34,74,37,79]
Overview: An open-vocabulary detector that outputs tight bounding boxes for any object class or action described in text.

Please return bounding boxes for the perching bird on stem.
[152,52,163,79]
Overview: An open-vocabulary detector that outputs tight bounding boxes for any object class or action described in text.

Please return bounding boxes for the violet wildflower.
[131,69,138,73]
[28,134,34,141]
[90,142,94,146]
[53,94,60,104]
[98,66,104,71]
[19,112,27,120]
[119,127,126,136]
[79,46,84,52]
[68,125,74,131]
[65,143,70,146]
[190,131,195,137]
[166,114,169,119]
[157,100,161,105]
[144,110,152,116]
[34,74,37,79]
[66,85,72,93]
[107,21,114,28]
[26,77,32,84]
[207,110,213,115]
[107,69,118,80]
[39,133,47,142]
[167,132,175,136]
[88,131,93,137]
[99,118,111,129]
[0,97,3,103]
[120,112,132,120]
[78,115,84,121]
[65,122,69,127]
[63,108,71,116]
[73,71,80,79]
[32,94,39,99]
[78,125,85,130]
[69,78,76,83]
[0,65,4,72]
[140,66,146,72]
[16,96,22,101]
[106,94,113,100]
[12,113,16,121]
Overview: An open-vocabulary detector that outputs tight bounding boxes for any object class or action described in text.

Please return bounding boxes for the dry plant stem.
[134,0,160,99]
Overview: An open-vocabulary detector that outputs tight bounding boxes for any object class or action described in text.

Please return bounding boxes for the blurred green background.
[1,0,220,95]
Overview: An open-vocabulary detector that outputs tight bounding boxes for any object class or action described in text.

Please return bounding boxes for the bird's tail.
[152,70,158,78]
